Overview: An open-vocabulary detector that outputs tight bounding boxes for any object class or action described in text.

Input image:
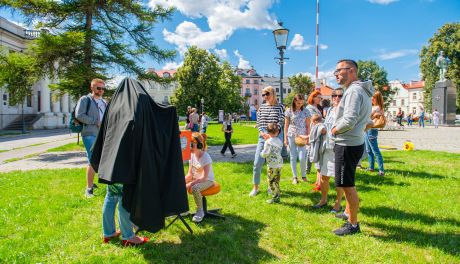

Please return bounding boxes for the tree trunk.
[83,3,94,89]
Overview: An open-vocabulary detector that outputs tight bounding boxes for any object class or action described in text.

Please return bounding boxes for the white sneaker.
[249,189,259,197]
[292,178,298,184]
[192,209,205,223]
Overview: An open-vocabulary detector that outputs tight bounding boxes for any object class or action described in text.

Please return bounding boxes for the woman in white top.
[185,132,215,223]
[432,109,440,128]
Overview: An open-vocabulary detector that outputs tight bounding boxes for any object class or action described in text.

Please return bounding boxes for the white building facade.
[387,80,425,118]
[142,69,178,104]
[0,17,73,130]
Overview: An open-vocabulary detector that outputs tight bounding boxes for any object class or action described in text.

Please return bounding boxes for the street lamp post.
[273,22,289,103]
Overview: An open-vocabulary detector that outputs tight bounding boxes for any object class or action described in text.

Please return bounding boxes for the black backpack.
[69,96,91,133]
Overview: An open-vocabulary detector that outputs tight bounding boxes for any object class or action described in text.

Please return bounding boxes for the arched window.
[163,72,171,78]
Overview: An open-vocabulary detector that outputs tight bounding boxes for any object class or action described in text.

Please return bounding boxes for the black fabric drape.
[90,77,189,233]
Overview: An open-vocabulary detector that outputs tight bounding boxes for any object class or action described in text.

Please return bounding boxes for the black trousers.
[221,132,235,155]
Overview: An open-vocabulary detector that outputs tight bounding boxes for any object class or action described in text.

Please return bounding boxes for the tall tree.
[171,46,243,116]
[0,0,175,98]
[357,60,393,108]
[288,74,315,95]
[420,23,460,112]
[0,50,40,106]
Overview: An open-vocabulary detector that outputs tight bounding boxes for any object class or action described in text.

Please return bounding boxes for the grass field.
[0,150,459,263]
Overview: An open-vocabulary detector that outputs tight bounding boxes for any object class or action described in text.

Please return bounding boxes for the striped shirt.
[256,103,285,132]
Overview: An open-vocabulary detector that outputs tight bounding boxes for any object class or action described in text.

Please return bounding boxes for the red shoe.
[103,230,121,243]
[122,237,149,247]
[312,184,321,192]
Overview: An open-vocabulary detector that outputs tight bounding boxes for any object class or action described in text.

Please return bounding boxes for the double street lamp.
[273,22,289,104]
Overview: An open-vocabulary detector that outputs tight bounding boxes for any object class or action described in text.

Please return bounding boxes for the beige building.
[142,69,178,104]
[0,17,73,130]
[388,80,425,118]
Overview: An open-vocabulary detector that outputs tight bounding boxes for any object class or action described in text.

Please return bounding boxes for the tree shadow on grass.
[366,222,460,257]
[136,214,277,264]
[385,169,446,179]
[361,206,460,227]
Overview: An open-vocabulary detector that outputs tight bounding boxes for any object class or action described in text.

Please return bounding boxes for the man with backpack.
[75,78,107,198]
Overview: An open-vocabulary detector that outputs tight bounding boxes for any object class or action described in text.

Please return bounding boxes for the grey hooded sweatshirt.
[333,80,374,146]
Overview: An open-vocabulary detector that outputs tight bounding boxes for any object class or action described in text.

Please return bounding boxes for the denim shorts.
[82,135,96,164]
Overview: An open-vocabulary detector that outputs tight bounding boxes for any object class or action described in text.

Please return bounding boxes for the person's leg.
[305,148,312,175]
[82,135,97,196]
[227,133,235,155]
[287,136,299,179]
[251,136,265,193]
[118,196,135,241]
[333,187,344,211]
[343,187,359,225]
[102,186,118,238]
[191,181,215,222]
[318,175,330,205]
[369,130,384,173]
[273,168,281,199]
[365,132,375,171]
[221,133,228,154]
[298,145,307,180]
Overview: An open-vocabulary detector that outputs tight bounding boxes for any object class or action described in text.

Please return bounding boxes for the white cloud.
[163,61,183,70]
[297,70,337,87]
[234,50,251,69]
[289,34,312,50]
[319,44,328,50]
[377,49,418,60]
[368,0,399,5]
[150,0,277,53]
[214,48,228,59]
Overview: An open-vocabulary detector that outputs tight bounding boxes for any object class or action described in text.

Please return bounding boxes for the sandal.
[313,203,327,209]
[122,237,149,247]
[103,230,121,243]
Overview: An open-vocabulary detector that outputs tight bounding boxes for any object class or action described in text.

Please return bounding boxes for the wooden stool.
[188,182,225,220]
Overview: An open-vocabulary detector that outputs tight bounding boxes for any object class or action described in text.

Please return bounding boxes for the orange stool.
[188,182,225,220]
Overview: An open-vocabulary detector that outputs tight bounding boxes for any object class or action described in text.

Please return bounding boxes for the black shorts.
[334,144,364,187]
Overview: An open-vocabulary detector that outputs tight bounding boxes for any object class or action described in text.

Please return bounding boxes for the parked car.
[240,114,248,121]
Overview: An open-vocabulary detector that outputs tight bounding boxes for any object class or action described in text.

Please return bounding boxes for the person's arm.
[75,97,97,125]
[333,91,361,135]
[188,164,210,188]
[260,141,271,158]
[284,110,290,146]
[277,105,285,134]
[185,161,193,183]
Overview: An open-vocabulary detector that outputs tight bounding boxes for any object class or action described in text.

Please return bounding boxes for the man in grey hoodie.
[75,78,107,198]
[331,59,373,236]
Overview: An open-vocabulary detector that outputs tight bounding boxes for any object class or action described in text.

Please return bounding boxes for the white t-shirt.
[94,98,107,121]
[191,152,214,181]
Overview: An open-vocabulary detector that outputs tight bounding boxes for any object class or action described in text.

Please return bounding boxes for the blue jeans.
[82,135,96,164]
[102,185,135,240]
[365,129,384,172]
[253,132,284,185]
[287,135,307,179]
[419,118,424,127]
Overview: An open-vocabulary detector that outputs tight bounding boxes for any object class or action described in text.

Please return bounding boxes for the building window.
[392,100,396,106]
[2,94,7,106]
[162,72,170,78]
[27,94,32,107]
[253,80,259,84]
[412,107,416,114]
[245,80,250,84]
[37,91,41,111]
[288,89,291,93]
[276,88,279,92]
[163,96,168,103]
[283,89,286,93]
[393,111,396,116]
[413,93,417,100]
[401,99,405,106]
[254,99,258,105]
[246,88,250,93]
[253,88,258,95]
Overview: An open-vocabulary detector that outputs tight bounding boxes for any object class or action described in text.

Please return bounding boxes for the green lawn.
[0,150,459,263]
[47,142,86,152]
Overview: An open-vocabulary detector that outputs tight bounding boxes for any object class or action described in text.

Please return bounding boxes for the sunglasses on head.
[332,94,343,98]
[262,93,270,97]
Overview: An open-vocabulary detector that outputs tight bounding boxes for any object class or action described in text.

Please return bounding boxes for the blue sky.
[2,0,459,85]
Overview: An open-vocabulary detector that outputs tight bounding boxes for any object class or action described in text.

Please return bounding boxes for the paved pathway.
[0,126,458,173]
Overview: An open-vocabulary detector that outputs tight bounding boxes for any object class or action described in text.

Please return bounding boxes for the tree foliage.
[420,23,460,112]
[357,60,393,108]
[0,0,175,98]
[171,46,243,117]
[288,74,315,95]
[0,50,40,106]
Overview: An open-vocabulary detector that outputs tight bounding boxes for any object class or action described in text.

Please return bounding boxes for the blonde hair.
[90,78,105,88]
[191,132,208,150]
[262,86,278,105]
[311,114,322,123]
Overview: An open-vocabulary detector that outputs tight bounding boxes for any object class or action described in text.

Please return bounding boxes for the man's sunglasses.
[96,86,105,91]
[262,93,270,97]
[332,95,343,98]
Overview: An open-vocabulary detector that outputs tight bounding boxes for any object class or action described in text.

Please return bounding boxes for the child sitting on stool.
[185,132,215,222]
[260,123,283,204]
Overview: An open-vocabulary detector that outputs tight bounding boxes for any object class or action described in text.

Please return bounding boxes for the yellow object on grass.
[403,141,414,151]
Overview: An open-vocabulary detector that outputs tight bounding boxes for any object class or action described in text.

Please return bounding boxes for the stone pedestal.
[432,80,456,125]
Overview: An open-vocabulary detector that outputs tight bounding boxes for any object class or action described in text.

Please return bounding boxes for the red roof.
[319,85,334,96]
[403,81,424,89]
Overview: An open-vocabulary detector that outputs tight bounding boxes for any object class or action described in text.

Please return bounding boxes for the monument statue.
[435,51,450,82]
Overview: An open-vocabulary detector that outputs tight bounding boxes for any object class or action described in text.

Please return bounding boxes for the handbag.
[372,115,386,129]
[295,136,307,147]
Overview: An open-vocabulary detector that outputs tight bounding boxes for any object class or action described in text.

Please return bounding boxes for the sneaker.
[266,197,280,204]
[92,183,99,189]
[366,168,375,172]
[330,206,342,214]
[85,188,94,198]
[333,222,360,236]
[312,184,321,192]
[249,189,259,197]
[312,203,327,209]
[292,178,298,184]
[231,153,237,158]
[301,177,308,182]
[220,152,225,156]
[192,210,205,223]
[378,171,385,177]
[335,211,349,221]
